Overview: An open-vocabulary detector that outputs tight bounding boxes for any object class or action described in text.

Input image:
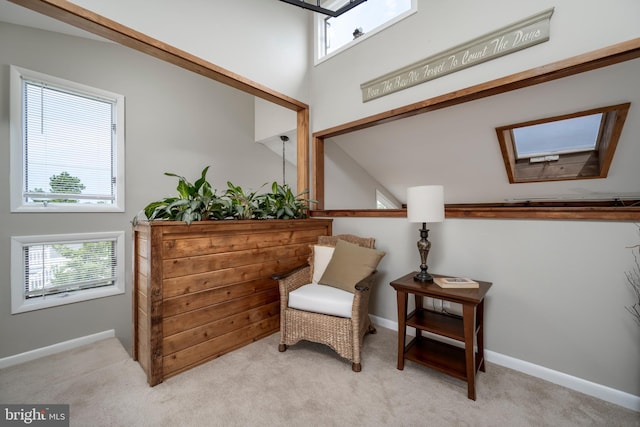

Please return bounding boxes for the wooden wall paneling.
[133,219,332,386]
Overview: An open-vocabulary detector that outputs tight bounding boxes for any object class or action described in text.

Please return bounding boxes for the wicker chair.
[275,234,379,372]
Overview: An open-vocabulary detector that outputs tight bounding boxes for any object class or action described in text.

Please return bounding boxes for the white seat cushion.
[288,283,354,318]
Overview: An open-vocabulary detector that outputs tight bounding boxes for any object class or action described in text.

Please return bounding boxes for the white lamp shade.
[407,185,445,223]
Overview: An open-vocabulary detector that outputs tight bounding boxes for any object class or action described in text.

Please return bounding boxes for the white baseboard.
[0,330,115,369]
[370,315,639,412]
[485,350,640,412]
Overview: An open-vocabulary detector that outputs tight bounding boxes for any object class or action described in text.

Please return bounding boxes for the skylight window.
[317,0,416,60]
[513,113,602,159]
[496,103,630,183]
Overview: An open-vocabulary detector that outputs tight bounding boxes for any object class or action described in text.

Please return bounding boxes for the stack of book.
[433,276,479,288]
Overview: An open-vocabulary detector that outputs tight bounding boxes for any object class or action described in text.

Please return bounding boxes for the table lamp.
[407,185,445,282]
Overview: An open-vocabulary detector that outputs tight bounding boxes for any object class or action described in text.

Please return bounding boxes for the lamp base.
[414,222,433,283]
[414,271,434,283]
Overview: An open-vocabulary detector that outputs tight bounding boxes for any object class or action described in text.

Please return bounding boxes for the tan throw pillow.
[318,239,385,293]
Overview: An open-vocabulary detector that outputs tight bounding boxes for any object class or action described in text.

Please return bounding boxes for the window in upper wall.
[376,189,400,209]
[11,232,125,314]
[317,0,416,61]
[495,103,630,183]
[10,65,125,212]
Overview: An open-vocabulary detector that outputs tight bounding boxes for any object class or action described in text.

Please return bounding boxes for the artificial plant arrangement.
[134,166,315,225]
[625,225,640,327]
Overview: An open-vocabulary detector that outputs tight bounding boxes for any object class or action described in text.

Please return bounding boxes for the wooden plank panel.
[163,278,276,317]
[136,288,148,313]
[136,308,149,372]
[162,256,308,298]
[514,152,599,182]
[163,288,279,337]
[137,255,149,277]
[162,301,279,355]
[148,226,165,386]
[163,243,311,279]
[137,273,148,299]
[163,227,325,259]
[158,219,332,239]
[162,316,279,377]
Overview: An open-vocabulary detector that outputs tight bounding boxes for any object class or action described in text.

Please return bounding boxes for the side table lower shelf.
[404,336,484,381]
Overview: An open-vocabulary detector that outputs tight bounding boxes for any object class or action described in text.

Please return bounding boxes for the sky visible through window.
[513,113,602,158]
[325,0,411,55]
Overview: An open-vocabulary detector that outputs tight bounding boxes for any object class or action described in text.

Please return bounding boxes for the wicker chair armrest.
[278,265,312,295]
[271,264,308,281]
[354,270,377,292]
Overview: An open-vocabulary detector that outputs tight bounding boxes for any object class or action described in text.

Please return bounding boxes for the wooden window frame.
[496,103,630,184]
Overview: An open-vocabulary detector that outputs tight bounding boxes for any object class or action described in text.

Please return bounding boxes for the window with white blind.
[11,232,125,313]
[10,65,125,212]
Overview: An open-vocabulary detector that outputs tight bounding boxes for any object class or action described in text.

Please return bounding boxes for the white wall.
[69,0,311,102]
[310,0,640,129]
[324,142,385,209]
[0,22,287,357]
[309,0,640,398]
[331,217,640,397]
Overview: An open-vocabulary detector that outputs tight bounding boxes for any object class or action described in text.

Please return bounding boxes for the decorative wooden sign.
[361,8,554,102]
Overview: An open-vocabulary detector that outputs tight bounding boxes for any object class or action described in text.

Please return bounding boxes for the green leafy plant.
[224,181,264,220]
[134,166,316,225]
[259,182,315,219]
[139,166,218,225]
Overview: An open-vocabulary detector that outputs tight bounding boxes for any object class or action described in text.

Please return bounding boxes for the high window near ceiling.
[496,103,630,183]
[317,0,416,61]
[10,65,125,212]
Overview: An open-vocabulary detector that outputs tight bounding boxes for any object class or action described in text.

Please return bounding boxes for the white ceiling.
[330,57,640,205]
[0,0,107,41]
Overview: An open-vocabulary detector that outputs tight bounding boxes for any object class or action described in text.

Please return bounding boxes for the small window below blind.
[9,65,125,212]
[11,232,125,314]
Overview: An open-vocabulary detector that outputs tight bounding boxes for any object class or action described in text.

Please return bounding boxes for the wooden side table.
[390,272,492,400]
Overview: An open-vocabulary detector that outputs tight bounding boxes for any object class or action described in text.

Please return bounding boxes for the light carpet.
[1,327,638,426]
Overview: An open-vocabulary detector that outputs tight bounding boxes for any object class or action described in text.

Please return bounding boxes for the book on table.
[434,276,479,288]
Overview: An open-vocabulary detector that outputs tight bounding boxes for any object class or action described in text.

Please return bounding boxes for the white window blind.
[11,232,125,314]
[23,239,116,299]
[10,65,125,212]
[22,79,115,205]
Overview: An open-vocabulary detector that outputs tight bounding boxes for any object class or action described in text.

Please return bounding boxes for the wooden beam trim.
[314,38,640,139]
[310,207,640,221]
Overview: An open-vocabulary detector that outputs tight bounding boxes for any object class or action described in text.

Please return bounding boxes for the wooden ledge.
[310,201,640,221]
